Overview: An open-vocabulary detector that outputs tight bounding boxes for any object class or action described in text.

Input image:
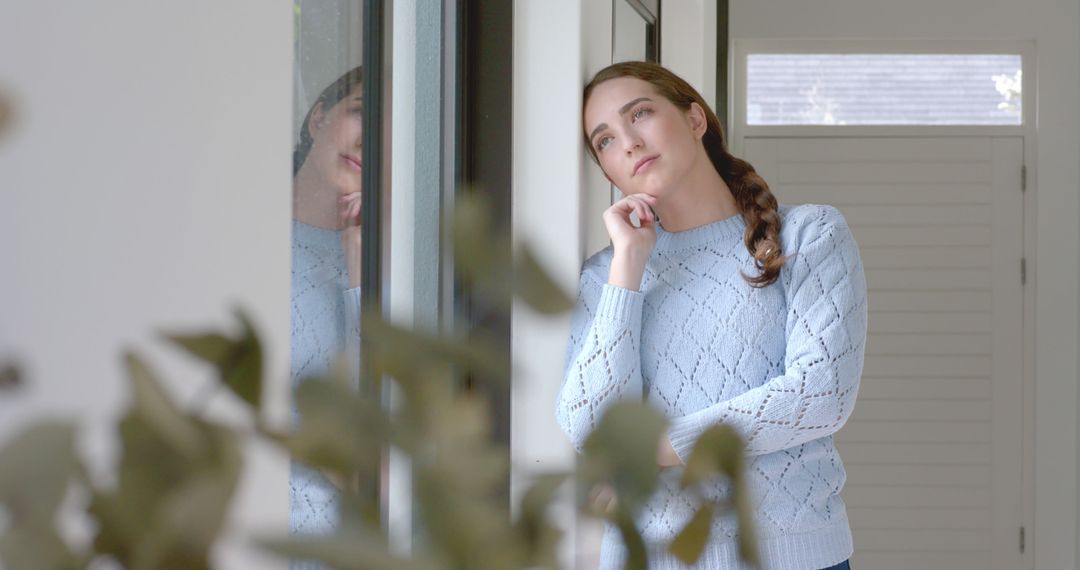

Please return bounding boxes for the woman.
[289,66,363,554]
[556,61,866,570]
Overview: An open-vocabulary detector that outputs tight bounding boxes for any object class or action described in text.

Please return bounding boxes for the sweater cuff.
[595,284,644,326]
[668,414,704,464]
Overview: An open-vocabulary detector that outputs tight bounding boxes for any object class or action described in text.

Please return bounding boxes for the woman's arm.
[555,266,647,452]
[667,206,868,460]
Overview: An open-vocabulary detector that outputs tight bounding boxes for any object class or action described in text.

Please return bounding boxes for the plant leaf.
[0,421,77,525]
[163,308,263,410]
[581,402,666,511]
[679,424,743,490]
[163,333,232,365]
[0,360,22,391]
[515,245,574,315]
[0,523,79,570]
[125,352,203,458]
[259,527,438,570]
[515,473,569,570]
[668,502,715,565]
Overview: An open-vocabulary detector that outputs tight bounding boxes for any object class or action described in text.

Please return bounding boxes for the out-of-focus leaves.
[0,93,11,140]
[678,425,759,567]
[0,422,77,525]
[164,308,263,409]
[90,363,242,570]
[581,402,666,511]
[286,377,387,481]
[0,524,80,570]
[413,393,523,570]
[514,473,568,570]
[0,360,21,391]
[126,353,203,458]
[613,509,648,570]
[361,313,509,388]
[679,424,743,490]
[260,526,439,570]
[514,246,574,315]
[130,471,239,570]
[453,192,500,281]
[668,502,715,565]
[579,404,666,570]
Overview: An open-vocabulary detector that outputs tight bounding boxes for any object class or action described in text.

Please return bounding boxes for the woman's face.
[583,77,705,199]
[306,84,364,196]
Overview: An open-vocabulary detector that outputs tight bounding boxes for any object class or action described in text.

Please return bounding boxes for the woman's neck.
[293,162,343,230]
[652,149,740,232]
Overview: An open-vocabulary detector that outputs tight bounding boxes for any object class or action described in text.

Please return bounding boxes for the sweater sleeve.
[555,265,646,452]
[668,206,868,459]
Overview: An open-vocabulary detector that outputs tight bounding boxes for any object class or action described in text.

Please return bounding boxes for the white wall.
[730,1,1080,568]
[660,0,717,112]
[0,2,293,568]
[512,1,585,566]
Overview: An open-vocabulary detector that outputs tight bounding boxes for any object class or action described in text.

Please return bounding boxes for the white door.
[744,137,1025,570]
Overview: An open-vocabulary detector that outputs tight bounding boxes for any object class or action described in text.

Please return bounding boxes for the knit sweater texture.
[556,204,867,570]
[289,220,361,570]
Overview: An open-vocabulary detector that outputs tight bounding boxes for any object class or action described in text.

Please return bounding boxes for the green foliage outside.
[0,194,758,569]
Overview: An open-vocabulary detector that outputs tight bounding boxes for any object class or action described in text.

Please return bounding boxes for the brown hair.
[293,66,363,176]
[583,61,786,287]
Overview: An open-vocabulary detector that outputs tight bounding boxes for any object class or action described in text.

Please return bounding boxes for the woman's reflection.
[289,66,363,545]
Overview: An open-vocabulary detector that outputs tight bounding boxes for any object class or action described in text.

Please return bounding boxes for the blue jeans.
[822,561,851,570]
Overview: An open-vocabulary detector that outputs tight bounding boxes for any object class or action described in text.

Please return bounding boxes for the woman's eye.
[632,108,652,121]
[596,136,612,151]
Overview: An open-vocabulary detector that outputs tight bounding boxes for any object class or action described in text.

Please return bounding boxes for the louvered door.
[744,137,1024,570]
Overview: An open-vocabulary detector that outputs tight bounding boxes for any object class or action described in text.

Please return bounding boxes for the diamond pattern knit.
[289,220,362,570]
[556,204,867,569]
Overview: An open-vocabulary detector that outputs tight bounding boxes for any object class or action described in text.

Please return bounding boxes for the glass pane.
[613,1,648,63]
[746,53,1023,125]
[290,0,364,555]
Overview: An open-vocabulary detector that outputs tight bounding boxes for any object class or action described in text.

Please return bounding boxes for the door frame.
[729,38,1037,569]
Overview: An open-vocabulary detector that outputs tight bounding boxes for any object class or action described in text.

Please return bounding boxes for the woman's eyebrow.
[588,97,654,142]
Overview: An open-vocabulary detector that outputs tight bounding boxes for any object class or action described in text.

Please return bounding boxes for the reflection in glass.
[290,2,363,567]
[612,0,658,64]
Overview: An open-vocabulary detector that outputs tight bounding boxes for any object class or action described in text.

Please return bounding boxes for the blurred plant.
[0,193,757,570]
[992,69,1022,116]
[0,90,12,141]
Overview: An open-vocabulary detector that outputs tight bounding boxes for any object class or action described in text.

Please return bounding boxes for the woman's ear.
[687,102,708,140]
[307,101,327,140]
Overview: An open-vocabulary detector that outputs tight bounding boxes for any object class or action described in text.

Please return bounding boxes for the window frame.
[729,39,1034,152]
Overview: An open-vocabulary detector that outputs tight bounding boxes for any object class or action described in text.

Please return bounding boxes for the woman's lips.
[633,155,658,176]
[341,154,362,172]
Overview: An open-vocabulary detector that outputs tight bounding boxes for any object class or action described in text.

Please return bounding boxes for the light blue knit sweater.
[557,204,867,570]
[289,220,362,570]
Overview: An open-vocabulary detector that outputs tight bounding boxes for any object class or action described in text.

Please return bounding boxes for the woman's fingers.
[339,192,363,226]
[611,194,656,224]
[588,484,618,516]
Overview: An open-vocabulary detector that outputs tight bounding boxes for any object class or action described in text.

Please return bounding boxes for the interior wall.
[0,2,293,568]
[512,0,586,565]
[730,1,1080,568]
[660,0,717,112]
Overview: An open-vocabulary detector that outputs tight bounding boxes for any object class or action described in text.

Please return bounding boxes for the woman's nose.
[622,131,643,153]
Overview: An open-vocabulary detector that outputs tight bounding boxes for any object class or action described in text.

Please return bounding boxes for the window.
[746,53,1023,125]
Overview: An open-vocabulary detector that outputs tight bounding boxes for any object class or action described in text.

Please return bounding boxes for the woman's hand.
[588,483,618,517]
[657,433,683,468]
[604,193,658,291]
[339,193,362,289]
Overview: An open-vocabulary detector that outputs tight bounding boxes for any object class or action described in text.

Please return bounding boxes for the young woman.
[556,61,866,570]
[289,66,363,557]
